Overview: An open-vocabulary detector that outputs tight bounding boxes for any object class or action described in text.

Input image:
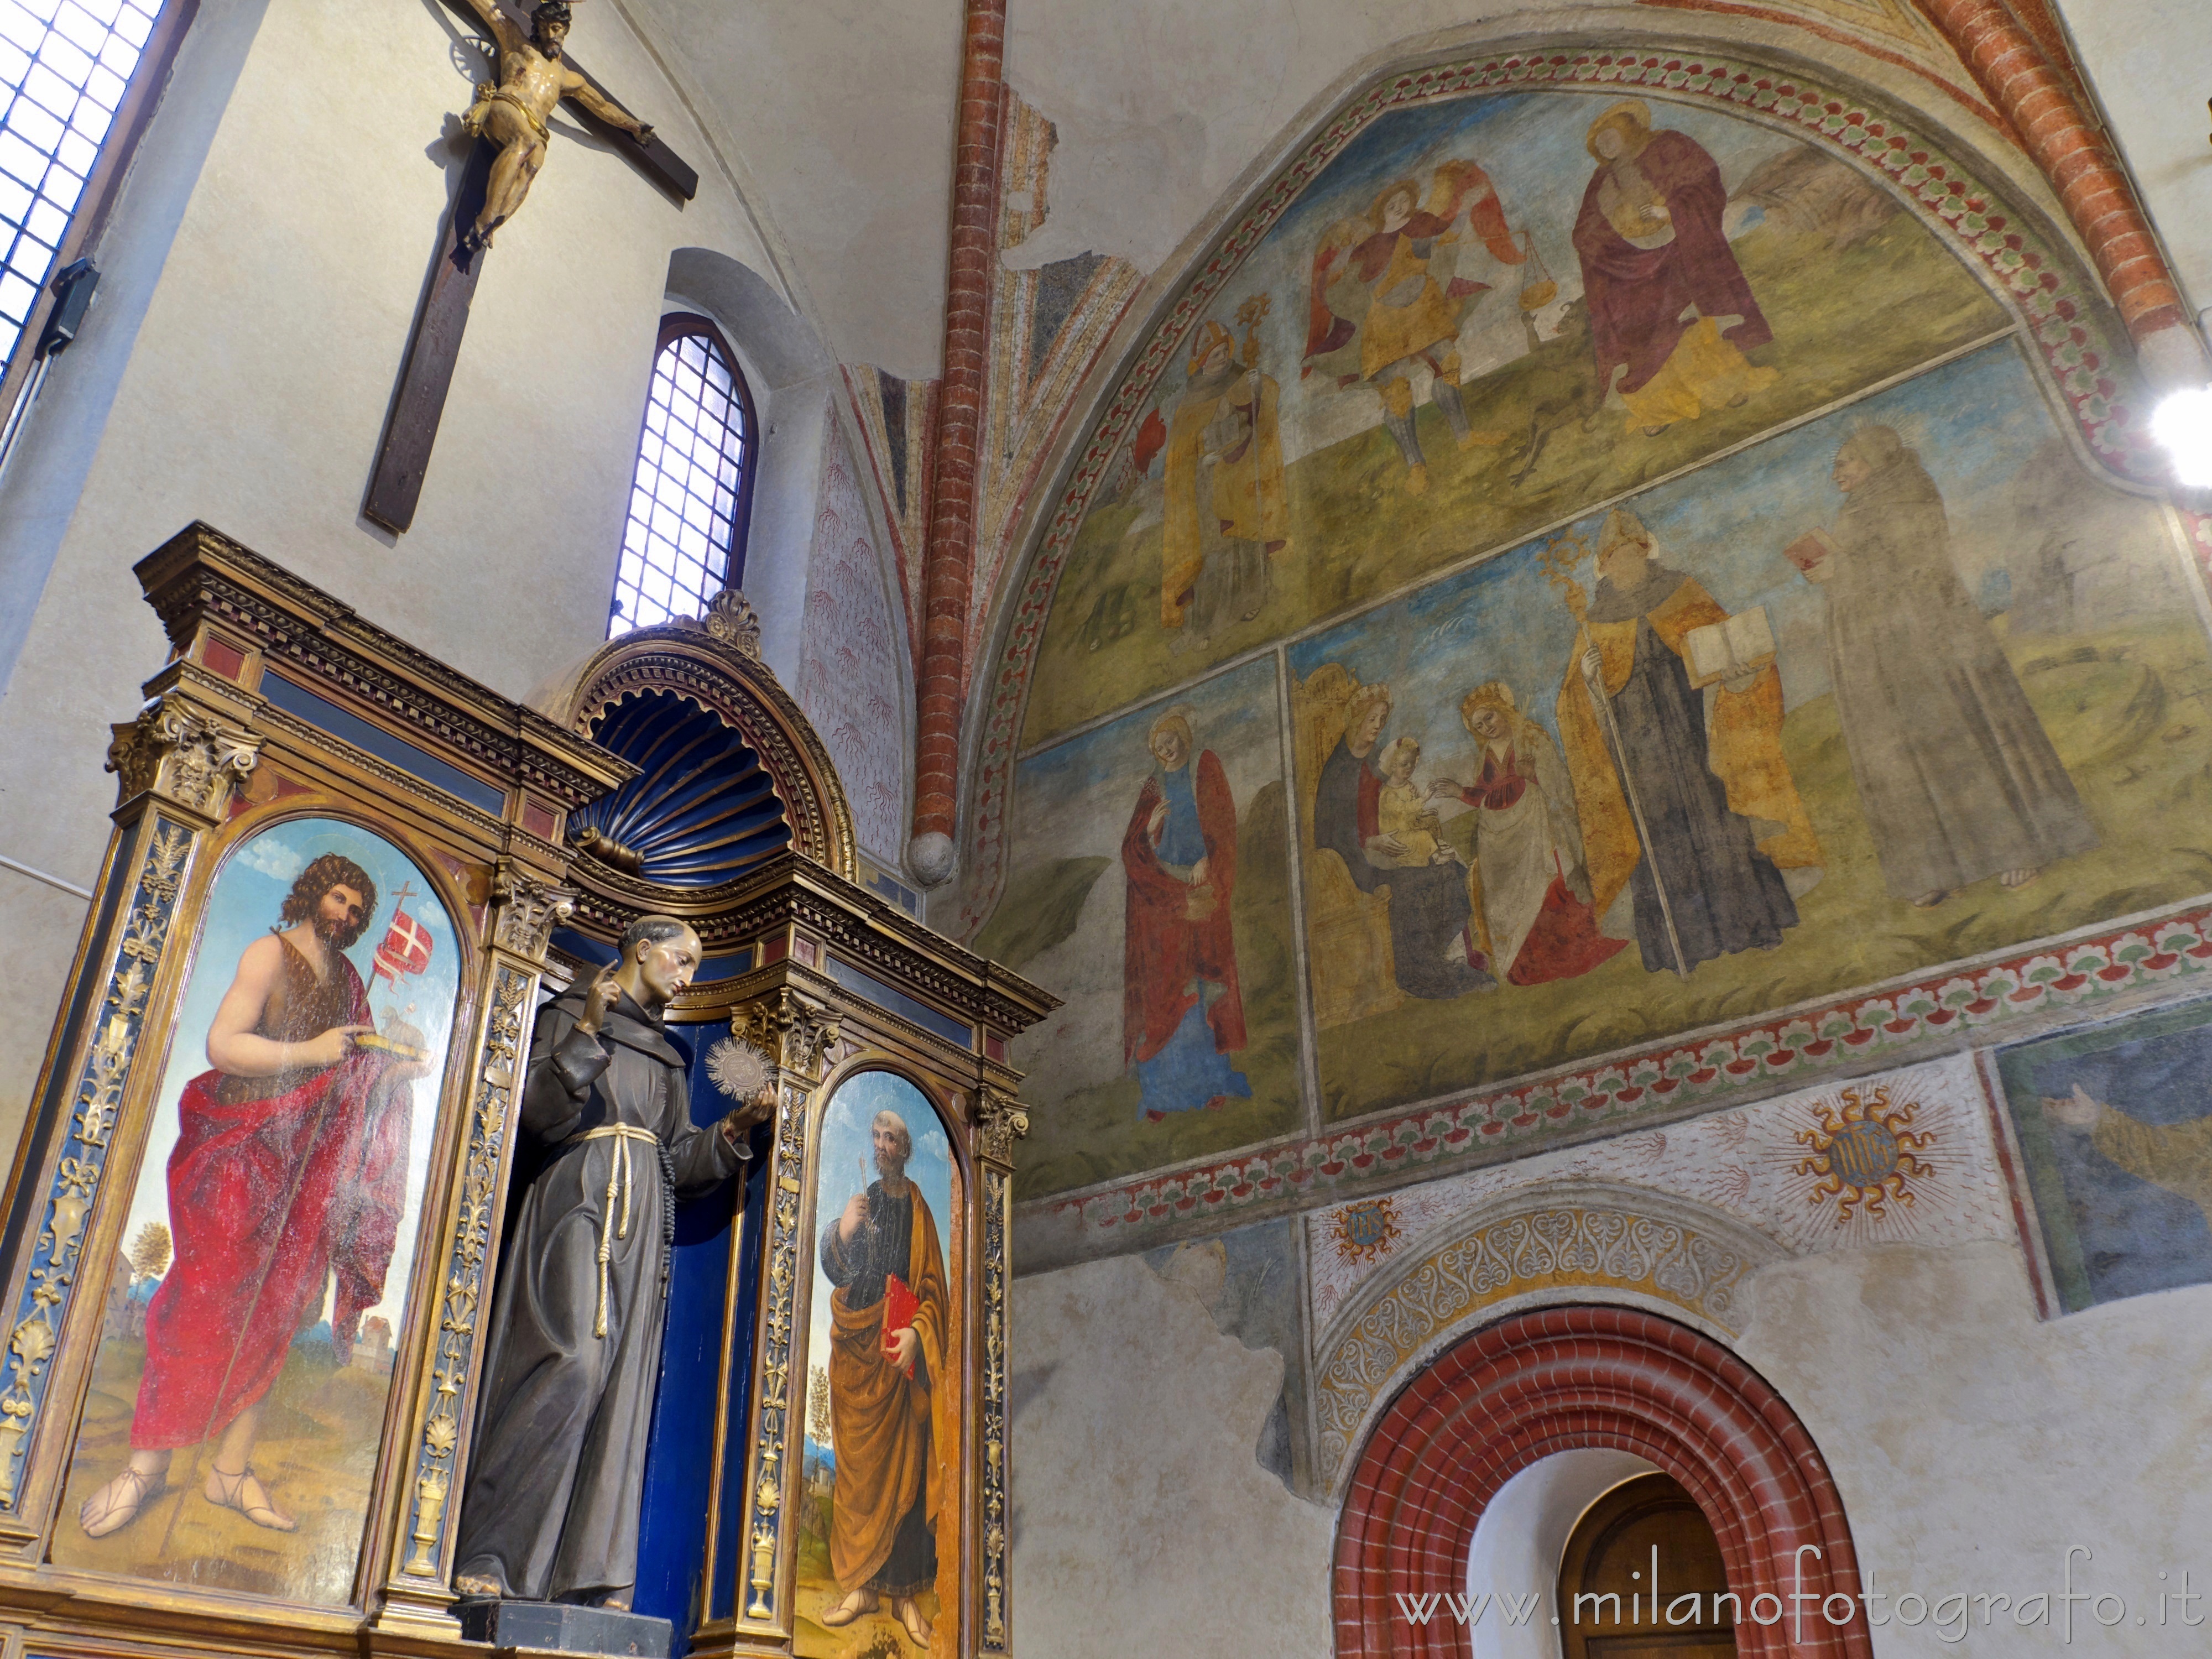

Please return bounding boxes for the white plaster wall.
[1467,1449,1655,1659]
[0,0,841,1141]
[1014,1165,2212,1656]
[617,0,959,378]
[1741,1240,2212,1655]
[2054,0,2212,339]
[1011,1253,1336,1658]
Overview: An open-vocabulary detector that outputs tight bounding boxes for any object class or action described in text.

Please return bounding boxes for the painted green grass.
[1022,220,2009,747]
[1313,619,2212,1121]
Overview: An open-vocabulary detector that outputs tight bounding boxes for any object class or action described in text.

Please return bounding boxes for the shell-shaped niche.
[569,689,790,886]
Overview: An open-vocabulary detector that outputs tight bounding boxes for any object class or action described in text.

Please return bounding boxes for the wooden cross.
[364,0,698,533]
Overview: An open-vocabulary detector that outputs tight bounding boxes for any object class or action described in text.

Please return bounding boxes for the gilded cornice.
[133,523,634,812]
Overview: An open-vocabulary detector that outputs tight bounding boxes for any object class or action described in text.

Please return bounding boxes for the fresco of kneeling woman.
[1312,684,1495,999]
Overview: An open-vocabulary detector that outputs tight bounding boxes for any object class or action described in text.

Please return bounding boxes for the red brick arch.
[1333,1306,1874,1658]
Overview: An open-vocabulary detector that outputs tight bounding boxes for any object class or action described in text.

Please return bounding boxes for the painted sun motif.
[1794,1085,1934,1223]
[1332,1196,1405,1264]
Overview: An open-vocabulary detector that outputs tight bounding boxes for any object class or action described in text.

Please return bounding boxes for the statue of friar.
[453,915,771,1609]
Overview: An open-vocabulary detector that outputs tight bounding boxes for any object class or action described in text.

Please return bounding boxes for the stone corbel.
[488,863,575,964]
[104,693,260,818]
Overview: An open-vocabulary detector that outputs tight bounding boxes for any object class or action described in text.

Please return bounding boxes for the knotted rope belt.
[577,1124,660,1339]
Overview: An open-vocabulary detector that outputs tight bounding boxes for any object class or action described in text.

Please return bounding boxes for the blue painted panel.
[259,672,508,815]
[633,1023,768,1635]
[549,930,750,984]
[822,953,973,1047]
[573,692,791,886]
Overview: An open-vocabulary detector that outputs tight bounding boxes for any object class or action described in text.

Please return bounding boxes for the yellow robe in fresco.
[1556,576,1820,921]
[1357,231,1466,381]
[1161,366,1287,629]
[2091,1108,2212,1227]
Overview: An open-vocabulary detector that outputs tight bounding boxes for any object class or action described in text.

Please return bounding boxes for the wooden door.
[1557,1472,1737,1659]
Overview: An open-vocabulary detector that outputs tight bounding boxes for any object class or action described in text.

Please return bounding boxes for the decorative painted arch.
[956,33,2162,939]
[1310,1182,1787,1488]
[1332,1305,1871,1657]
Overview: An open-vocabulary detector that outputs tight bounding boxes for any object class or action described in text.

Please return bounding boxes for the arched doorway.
[1557,1473,1735,1659]
[1332,1306,1871,1658]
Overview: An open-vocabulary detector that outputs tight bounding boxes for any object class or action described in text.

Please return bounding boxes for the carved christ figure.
[454,0,655,250]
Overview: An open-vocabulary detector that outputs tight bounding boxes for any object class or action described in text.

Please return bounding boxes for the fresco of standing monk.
[1556,509,1822,975]
[1161,307,1287,641]
[1428,681,1626,987]
[1303,161,1526,493]
[1573,100,1778,438]
[1121,709,1251,1119]
[817,1109,952,1651]
[76,855,427,1539]
[1790,424,2098,907]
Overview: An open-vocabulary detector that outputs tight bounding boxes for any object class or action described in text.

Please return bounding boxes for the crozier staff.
[453,916,772,1610]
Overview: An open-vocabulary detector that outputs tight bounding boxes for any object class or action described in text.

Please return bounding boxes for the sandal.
[79,1464,165,1538]
[205,1463,296,1532]
[897,1597,934,1647]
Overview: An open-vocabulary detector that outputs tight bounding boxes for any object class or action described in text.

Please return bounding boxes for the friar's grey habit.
[454,986,747,1603]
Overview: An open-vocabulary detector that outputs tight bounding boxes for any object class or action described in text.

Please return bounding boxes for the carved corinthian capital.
[732,988,839,1084]
[975,1086,1030,1166]
[489,864,576,963]
[105,693,260,816]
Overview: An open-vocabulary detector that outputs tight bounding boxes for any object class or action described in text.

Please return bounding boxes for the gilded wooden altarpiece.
[539,613,1054,1659]
[0,528,1052,1659]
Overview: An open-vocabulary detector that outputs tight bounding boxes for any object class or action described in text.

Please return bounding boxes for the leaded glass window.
[609,312,757,637]
[0,0,160,367]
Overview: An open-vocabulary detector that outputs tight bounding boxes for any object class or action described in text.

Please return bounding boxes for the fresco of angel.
[1301,159,1526,494]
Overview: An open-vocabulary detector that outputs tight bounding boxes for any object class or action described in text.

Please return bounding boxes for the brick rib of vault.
[1917,0,2185,341]
[912,0,1006,853]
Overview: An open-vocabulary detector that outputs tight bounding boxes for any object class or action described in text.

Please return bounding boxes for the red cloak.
[1572,129,1772,396]
[132,958,412,1449]
[1122,750,1246,1067]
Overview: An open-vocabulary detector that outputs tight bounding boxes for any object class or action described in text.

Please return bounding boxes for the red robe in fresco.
[1121,750,1246,1068]
[132,946,411,1448]
[1572,129,1772,397]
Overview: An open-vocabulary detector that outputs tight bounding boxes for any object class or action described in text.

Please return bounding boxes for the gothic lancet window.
[608,311,758,637]
[0,0,164,369]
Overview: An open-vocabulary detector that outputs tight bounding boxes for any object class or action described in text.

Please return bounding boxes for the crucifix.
[365,0,697,533]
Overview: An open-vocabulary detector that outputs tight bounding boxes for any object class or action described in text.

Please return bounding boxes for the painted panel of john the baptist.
[1021,85,2010,746]
[54,818,460,1604]
[1290,338,2212,1124]
[1996,1001,2212,1314]
[975,656,1300,1198]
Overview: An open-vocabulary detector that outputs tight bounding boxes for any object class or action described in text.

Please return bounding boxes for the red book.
[882,1273,919,1378]
[1785,528,1836,572]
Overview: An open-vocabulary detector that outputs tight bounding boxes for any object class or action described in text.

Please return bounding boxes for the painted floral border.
[1034,901,2212,1251]
[961,43,2154,938]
